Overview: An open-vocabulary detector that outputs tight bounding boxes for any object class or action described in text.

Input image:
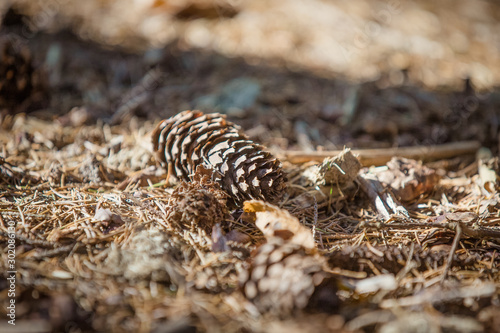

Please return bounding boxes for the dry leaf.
[478,160,498,195]
[243,200,315,249]
[373,157,441,202]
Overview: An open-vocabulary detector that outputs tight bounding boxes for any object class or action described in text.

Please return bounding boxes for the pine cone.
[152,110,287,204]
[0,34,46,113]
[239,240,337,315]
[165,167,230,233]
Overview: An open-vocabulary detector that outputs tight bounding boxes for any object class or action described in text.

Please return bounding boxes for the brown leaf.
[374,157,441,201]
[243,200,315,249]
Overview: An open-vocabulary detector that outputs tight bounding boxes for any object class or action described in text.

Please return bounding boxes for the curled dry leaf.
[243,200,315,250]
[93,207,124,234]
[372,157,441,202]
[477,152,499,195]
[93,208,123,224]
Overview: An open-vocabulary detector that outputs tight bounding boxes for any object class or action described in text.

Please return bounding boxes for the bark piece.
[302,148,361,187]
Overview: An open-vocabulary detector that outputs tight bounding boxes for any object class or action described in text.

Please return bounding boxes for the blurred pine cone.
[239,240,338,316]
[152,110,287,205]
[165,167,230,233]
[0,33,47,114]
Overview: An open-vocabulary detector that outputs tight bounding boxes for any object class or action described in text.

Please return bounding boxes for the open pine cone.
[239,239,338,316]
[0,34,47,114]
[165,167,230,233]
[152,110,287,205]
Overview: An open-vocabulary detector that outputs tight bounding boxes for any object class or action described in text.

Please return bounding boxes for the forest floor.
[1,1,500,332]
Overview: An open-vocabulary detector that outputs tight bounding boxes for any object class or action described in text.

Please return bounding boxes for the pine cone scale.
[170,117,225,177]
[190,128,230,170]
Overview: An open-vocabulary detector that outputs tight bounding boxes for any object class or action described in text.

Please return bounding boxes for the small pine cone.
[152,110,287,204]
[0,34,46,113]
[165,167,230,233]
[239,240,335,316]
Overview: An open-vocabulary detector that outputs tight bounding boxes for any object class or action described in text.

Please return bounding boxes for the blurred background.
[1,0,500,152]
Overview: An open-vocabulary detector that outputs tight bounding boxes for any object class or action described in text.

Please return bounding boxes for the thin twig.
[441,224,462,284]
[0,230,59,248]
[361,220,500,240]
[30,243,81,259]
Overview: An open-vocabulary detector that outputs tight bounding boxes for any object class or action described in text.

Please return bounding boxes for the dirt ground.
[0,1,500,332]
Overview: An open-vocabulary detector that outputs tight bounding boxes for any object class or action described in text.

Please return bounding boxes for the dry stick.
[0,229,59,248]
[441,224,462,284]
[283,140,481,165]
[362,220,500,240]
[356,174,409,219]
[458,222,500,239]
[30,243,82,259]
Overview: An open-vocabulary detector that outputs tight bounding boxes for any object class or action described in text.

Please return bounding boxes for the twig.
[441,224,462,284]
[282,140,481,165]
[312,195,318,240]
[30,243,81,259]
[356,174,409,219]
[361,220,500,240]
[0,230,59,248]
[380,283,496,309]
[458,222,500,239]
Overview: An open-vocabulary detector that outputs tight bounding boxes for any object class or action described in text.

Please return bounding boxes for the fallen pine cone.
[152,110,287,204]
[239,239,338,316]
[0,33,47,114]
